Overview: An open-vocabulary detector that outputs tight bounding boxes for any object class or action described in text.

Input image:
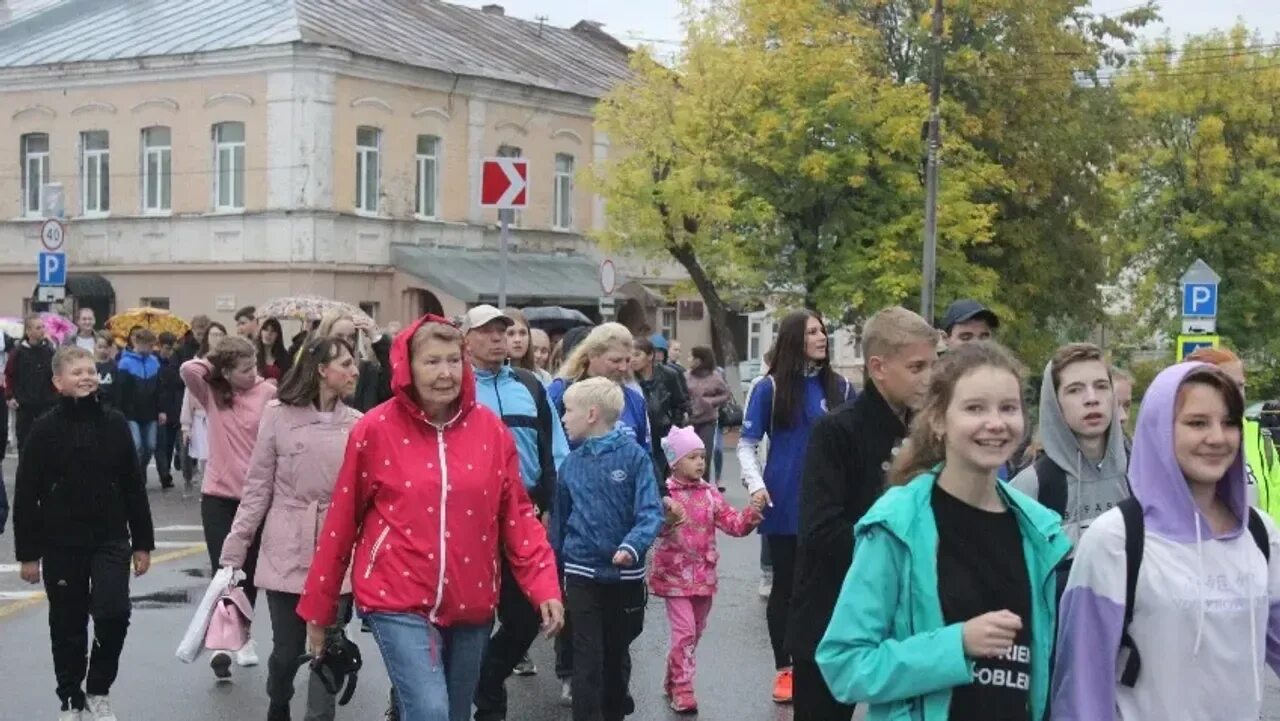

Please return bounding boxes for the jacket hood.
[1130,362,1247,542]
[1037,358,1128,485]
[580,428,629,455]
[389,314,476,426]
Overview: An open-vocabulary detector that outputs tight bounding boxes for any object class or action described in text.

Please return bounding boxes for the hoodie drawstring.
[1193,513,1206,657]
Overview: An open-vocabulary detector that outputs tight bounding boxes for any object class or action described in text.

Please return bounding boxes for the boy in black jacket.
[5,313,57,457]
[789,307,938,721]
[154,332,184,490]
[14,345,154,720]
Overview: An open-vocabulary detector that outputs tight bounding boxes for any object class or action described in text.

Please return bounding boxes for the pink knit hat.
[662,426,705,467]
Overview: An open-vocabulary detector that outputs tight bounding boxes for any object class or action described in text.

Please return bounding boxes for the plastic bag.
[176,567,243,663]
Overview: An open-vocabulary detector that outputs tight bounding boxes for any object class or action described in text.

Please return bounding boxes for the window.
[496,144,522,226]
[660,307,677,342]
[415,135,440,218]
[81,130,110,215]
[356,126,380,213]
[20,133,49,217]
[553,153,574,229]
[213,122,245,210]
[140,296,170,310]
[141,126,171,213]
[748,319,763,360]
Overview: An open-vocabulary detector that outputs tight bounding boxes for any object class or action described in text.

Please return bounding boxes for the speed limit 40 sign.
[40,218,65,251]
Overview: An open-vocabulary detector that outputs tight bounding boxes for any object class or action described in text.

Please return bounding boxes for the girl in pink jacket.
[650,426,764,713]
[180,336,277,677]
[219,337,360,721]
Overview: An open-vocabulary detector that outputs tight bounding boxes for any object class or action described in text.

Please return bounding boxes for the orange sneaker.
[772,667,794,704]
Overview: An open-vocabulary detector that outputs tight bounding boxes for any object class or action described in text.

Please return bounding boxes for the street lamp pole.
[920,0,945,325]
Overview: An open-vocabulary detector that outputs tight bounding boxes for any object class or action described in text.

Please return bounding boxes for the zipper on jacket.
[429,426,449,622]
[364,526,391,579]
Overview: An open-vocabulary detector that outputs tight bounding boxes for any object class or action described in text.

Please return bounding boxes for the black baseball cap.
[940,299,1000,333]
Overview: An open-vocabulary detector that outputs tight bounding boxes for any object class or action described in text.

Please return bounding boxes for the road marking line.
[154,541,205,549]
[0,544,207,621]
[0,564,19,573]
[155,525,204,532]
[0,591,42,600]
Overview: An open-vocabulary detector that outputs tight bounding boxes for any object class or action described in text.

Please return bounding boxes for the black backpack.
[1113,497,1269,687]
[510,368,556,505]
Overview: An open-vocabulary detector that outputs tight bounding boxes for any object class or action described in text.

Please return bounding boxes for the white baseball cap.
[461,305,513,333]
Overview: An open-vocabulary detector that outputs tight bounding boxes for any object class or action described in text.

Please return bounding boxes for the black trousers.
[201,494,261,607]
[0,402,10,458]
[793,658,855,721]
[43,540,133,708]
[266,591,351,721]
[566,577,645,721]
[16,404,51,458]
[765,534,797,670]
[473,560,544,721]
[692,422,717,483]
[155,421,181,483]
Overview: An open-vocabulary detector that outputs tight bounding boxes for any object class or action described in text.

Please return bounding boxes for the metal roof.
[392,244,602,304]
[0,0,632,99]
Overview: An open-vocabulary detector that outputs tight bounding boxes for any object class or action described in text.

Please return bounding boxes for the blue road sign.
[38,251,66,286]
[1181,282,1218,317]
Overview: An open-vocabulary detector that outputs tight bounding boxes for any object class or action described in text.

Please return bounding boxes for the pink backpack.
[204,587,253,652]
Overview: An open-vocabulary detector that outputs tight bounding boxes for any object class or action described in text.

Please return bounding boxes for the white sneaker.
[85,696,116,721]
[210,650,233,681]
[758,572,773,599]
[58,708,82,721]
[559,680,573,707]
[234,639,260,667]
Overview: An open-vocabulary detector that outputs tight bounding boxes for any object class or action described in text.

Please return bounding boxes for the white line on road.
[155,525,204,532]
[154,541,205,549]
[0,564,19,573]
[0,591,43,601]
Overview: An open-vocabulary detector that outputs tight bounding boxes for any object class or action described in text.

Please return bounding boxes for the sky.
[454,0,1280,48]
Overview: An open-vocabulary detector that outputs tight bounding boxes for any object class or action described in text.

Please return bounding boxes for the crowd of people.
[3,294,1280,721]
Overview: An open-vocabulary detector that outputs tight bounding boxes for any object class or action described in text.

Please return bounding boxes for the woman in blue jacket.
[817,342,1070,721]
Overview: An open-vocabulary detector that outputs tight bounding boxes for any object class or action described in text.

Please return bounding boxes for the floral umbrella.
[106,307,190,344]
[256,295,374,325]
[40,312,76,344]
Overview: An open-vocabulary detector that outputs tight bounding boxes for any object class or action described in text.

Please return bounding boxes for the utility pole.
[919,0,944,325]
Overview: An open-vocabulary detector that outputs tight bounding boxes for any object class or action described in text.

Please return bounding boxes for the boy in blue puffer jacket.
[552,377,664,721]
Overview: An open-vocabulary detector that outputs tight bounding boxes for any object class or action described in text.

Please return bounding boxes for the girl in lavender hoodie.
[181,336,278,677]
[1053,362,1280,720]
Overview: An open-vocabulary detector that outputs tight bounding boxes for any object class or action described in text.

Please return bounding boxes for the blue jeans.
[366,613,492,721]
[127,421,157,478]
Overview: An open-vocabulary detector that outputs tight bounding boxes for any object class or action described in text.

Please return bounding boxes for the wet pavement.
[4,455,1280,720]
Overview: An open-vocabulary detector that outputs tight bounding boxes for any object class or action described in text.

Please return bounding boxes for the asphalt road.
[3,454,1280,721]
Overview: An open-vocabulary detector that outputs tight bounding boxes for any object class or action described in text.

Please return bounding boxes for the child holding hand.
[650,426,764,713]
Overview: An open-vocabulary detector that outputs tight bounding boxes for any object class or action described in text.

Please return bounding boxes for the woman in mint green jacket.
[816,343,1070,721]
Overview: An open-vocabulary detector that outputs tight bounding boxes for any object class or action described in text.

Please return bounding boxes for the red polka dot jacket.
[297,314,561,627]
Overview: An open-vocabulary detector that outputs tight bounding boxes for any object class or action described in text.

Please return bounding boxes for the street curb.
[0,544,207,621]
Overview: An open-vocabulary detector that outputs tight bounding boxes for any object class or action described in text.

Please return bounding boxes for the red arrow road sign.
[480,157,529,209]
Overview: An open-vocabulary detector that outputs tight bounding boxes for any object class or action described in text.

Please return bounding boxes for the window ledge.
[354,209,385,219]
[206,208,246,216]
[550,226,578,234]
[12,215,48,223]
[81,212,111,220]
[142,210,173,218]
[414,214,442,222]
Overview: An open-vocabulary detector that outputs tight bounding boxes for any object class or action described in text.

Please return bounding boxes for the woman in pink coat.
[219,337,360,721]
[650,426,764,713]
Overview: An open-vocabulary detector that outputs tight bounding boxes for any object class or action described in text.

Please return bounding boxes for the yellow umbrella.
[106,307,191,345]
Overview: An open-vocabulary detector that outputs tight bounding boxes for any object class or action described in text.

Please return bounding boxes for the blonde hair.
[563,376,625,427]
[556,322,634,381]
[863,306,938,360]
[316,310,375,364]
[53,345,94,375]
[410,321,464,357]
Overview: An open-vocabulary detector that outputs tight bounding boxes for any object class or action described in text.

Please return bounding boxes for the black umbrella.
[522,306,593,332]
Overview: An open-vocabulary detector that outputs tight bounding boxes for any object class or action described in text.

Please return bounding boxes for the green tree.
[1105,28,1280,373]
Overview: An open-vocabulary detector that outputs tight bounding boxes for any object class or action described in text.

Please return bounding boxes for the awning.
[31,272,115,299]
[616,281,667,307]
[392,244,602,306]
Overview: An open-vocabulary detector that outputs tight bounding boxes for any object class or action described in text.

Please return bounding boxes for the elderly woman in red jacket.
[298,315,564,721]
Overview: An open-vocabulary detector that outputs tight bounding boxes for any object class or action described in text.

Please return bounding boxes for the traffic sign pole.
[498,215,509,308]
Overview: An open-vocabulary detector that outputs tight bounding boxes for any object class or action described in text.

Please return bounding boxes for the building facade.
[0,0,712,348]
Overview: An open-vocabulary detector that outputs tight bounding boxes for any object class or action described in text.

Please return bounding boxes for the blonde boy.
[551,376,664,721]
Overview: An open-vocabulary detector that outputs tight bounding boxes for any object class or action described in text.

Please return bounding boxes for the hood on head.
[1130,362,1247,542]
[1036,359,1128,484]
[390,314,476,425]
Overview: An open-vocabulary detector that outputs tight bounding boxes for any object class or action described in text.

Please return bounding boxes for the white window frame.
[355,126,381,215]
[21,133,49,218]
[80,130,110,217]
[141,126,172,214]
[213,122,245,212]
[553,153,575,230]
[415,135,441,219]
[660,307,677,343]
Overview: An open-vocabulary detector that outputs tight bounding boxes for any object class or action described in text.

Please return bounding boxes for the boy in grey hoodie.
[1012,343,1129,576]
